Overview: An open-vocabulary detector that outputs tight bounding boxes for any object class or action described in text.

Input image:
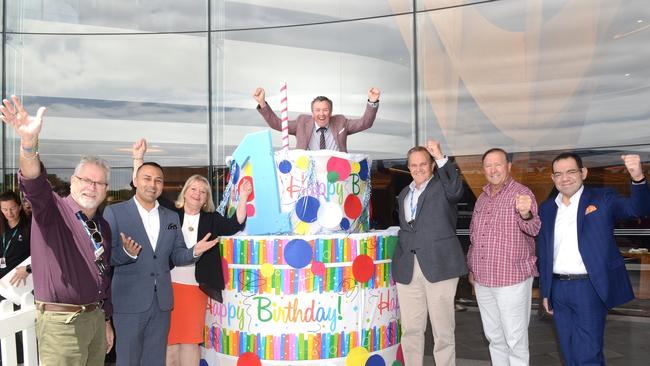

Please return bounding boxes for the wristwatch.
[26,264,32,273]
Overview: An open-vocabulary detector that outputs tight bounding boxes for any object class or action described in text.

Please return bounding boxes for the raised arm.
[0,96,47,179]
[132,138,147,182]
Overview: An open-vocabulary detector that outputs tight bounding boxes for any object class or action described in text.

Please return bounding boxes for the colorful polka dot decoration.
[359,159,369,181]
[392,362,403,366]
[237,352,261,366]
[284,239,313,269]
[296,156,310,170]
[366,354,386,366]
[344,194,362,219]
[295,196,320,223]
[396,344,404,364]
[246,204,255,217]
[294,221,310,235]
[327,171,340,183]
[352,255,375,283]
[199,359,209,366]
[311,261,326,276]
[327,156,351,181]
[317,202,343,229]
[278,160,292,174]
[346,346,369,366]
[351,161,361,174]
[243,163,253,177]
[340,218,351,230]
[238,176,254,202]
[260,263,274,278]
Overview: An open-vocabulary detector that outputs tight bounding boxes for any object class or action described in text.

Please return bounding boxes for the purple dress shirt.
[19,167,112,316]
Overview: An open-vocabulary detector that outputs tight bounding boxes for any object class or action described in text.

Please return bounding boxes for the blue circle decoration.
[230,161,240,184]
[366,354,386,366]
[295,196,320,223]
[199,360,209,366]
[284,239,313,269]
[359,159,369,181]
[279,160,292,174]
[340,218,350,230]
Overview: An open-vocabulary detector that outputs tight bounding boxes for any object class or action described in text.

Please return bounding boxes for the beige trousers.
[396,257,459,366]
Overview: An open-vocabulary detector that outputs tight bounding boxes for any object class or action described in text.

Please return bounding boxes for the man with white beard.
[0,95,114,366]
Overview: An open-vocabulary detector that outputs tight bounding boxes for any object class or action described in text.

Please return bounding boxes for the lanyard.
[409,188,418,221]
[2,227,19,255]
[75,212,103,255]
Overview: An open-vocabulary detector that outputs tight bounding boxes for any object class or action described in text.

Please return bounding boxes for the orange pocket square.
[585,205,597,215]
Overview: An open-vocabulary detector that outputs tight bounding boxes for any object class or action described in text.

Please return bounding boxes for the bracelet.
[26,264,32,273]
[631,176,647,184]
[21,151,39,160]
[132,157,144,160]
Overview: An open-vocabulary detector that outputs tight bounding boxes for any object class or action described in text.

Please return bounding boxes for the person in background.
[0,191,31,285]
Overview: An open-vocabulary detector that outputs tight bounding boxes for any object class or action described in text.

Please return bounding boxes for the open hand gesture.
[193,233,219,257]
[120,233,142,257]
[0,95,46,147]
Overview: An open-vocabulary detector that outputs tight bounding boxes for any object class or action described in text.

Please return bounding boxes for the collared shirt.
[468,177,541,287]
[19,167,112,315]
[403,156,449,222]
[553,185,588,274]
[308,122,339,151]
[133,197,160,251]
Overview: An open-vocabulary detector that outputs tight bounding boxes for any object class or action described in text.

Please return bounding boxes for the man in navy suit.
[103,162,218,365]
[538,152,650,365]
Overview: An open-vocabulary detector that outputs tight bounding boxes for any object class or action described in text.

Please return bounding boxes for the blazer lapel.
[576,186,591,243]
[155,208,168,254]
[544,202,558,260]
[398,187,411,230]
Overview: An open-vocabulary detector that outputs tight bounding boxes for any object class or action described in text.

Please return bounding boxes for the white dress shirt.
[134,198,161,251]
[552,185,588,274]
[308,122,339,151]
[404,156,448,222]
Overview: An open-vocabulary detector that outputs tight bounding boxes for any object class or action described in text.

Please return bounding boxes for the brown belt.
[37,302,101,313]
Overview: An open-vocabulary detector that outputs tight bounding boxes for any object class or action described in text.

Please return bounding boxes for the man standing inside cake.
[393,140,468,366]
[252,87,380,152]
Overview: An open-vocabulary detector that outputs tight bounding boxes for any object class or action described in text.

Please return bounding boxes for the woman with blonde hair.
[132,139,250,366]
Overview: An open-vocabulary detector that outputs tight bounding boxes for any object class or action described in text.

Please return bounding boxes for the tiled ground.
[421,307,650,365]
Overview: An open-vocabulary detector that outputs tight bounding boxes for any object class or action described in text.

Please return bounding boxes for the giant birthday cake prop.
[202,131,402,366]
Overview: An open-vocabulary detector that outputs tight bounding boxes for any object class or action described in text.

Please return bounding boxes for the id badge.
[94,246,104,259]
[0,257,6,269]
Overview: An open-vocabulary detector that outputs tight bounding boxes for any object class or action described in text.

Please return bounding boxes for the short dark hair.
[311,96,333,111]
[406,146,434,165]
[552,152,584,170]
[136,162,164,177]
[0,190,21,206]
[481,148,511,163]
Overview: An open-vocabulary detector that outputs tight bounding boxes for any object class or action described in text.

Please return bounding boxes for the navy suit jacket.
[538,182,650,308]
[103,198,196,313]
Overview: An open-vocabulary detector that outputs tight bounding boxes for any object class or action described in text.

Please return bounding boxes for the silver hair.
[74,156,111,181]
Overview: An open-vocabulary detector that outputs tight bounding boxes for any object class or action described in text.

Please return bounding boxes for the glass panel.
[6,0,207,33]
[417,0,650,156]
[212,14,415,165]
[4,32,209,191]
[213,0,412,30]
[416,0,489,12]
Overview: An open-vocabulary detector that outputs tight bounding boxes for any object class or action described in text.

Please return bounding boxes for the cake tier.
[201,229,403,366]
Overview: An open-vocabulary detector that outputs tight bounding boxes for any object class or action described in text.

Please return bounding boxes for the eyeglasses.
[552,169,581,179]
[83,219,104,245]
[74,175,108,189]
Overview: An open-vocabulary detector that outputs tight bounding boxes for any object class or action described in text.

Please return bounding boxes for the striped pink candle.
[280,82,289,151]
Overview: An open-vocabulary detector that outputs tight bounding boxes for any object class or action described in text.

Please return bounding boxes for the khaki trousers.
[396,257,458,366]
[36,308,106,366]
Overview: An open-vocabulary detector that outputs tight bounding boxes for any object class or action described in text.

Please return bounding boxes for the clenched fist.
[425,140,444,161]
[621,154,645,182]
[253,87,266,108]
[368,88,381,102]
[515,194,533,219]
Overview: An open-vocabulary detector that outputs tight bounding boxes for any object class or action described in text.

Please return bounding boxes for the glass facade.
[1,0,649,313]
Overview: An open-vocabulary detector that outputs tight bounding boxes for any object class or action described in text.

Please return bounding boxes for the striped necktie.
[317,127,327,150]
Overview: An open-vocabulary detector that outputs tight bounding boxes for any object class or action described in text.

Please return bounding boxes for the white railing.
[0,292,38,366]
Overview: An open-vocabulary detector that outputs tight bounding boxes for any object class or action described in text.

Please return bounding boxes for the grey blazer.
[103,198,196,313]
[392,160,468,284]
[257,103,378,153]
